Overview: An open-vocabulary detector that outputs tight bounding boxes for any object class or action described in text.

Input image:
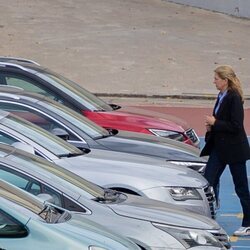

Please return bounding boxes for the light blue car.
[0,179,140,250]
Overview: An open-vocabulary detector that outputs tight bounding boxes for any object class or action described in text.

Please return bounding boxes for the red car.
[0,57,199,147]
[83,105,199,147]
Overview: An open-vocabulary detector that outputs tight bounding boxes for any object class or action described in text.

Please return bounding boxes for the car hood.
[85,109,186,132]
[62,213,139,249]
[97,130,204,162]
[28,213,138,250]
[56,150,207,189]
[108,195,219,230]
[120,106,189,129]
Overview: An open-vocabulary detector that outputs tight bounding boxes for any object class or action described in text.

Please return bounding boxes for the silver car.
[0,110,215,218]
[0,180,141,250]
[0,148,231,250]
[0,87,206,173]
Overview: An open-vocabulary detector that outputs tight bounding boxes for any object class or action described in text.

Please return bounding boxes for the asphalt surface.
[200,138,250,249]
[1,0,250,248]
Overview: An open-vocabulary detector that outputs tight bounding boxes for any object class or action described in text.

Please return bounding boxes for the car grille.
[209,230,231,249]
[204,185,216,219]
[185,128,199,144]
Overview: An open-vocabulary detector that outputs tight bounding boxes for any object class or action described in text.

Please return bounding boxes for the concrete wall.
[167,0,250,18]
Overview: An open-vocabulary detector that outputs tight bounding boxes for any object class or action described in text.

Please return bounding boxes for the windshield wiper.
[58,152,84,158]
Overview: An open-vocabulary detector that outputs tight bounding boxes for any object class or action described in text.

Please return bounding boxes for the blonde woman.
[201,65,250,236]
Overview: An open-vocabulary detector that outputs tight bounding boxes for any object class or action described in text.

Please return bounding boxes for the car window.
[0,210,28,238]
[0,73,78,110]
[63,195,87,213]
[0,168,30,190]
[0,132,18,145]
[0,102,80,141]
[0,165,62,207]
[36,69,113,111]
[41,101,109,139]
[0,131,49,160]
[43,186,62,207]
[3,151,103,199]
[4,74,56,99]
[0,162,87,212]
[29,182,42,196]
[0,166,43,195]
[0,113,83,157]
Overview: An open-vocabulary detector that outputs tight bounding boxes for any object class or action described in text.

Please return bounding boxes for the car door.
[0,164,87,213]
[0,72,56,98]
[0,71,76,109]
[0,101,90,149]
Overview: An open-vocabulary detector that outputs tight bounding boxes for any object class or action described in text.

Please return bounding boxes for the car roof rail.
[0,85,24,92]
[0,57,40,65]
[0,62,36,71]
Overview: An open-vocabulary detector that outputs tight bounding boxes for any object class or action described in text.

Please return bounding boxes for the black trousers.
[205,149,250,227]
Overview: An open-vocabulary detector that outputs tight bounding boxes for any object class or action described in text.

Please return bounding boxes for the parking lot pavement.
[218,162,250,248]
[199,138,250,248]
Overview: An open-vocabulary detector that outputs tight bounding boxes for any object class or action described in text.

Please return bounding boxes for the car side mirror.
[51,128,69,141]
[37,193,55,204]
[109,103,121,110]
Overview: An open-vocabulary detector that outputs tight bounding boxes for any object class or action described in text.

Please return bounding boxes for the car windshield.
[5,150,105,199]
[0,113,83,158]
[34,67,113,112]
[39,100,110,139]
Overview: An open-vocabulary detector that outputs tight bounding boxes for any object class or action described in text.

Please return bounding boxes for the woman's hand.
[205,124,211,132]
[205,115,216,127]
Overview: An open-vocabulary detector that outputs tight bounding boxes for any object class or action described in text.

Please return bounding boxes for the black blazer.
[200,90,250,164]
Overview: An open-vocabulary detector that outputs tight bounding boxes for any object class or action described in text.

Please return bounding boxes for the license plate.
[185,128,200,145]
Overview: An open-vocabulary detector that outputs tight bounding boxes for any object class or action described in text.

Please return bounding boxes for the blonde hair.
[214,65,244,101]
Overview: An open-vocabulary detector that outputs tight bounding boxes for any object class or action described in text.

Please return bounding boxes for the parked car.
[0,110,215,217]
[0,179,140,250]
[0,148,231,250]
[0,87,207,173]
[0,57,199,147]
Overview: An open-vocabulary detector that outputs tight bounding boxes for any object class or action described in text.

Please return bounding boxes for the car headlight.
[152,223,223,249]
[168,161,206,174]
[89,246,109,250]
[148,129,184,141]
[168,187,202,201]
